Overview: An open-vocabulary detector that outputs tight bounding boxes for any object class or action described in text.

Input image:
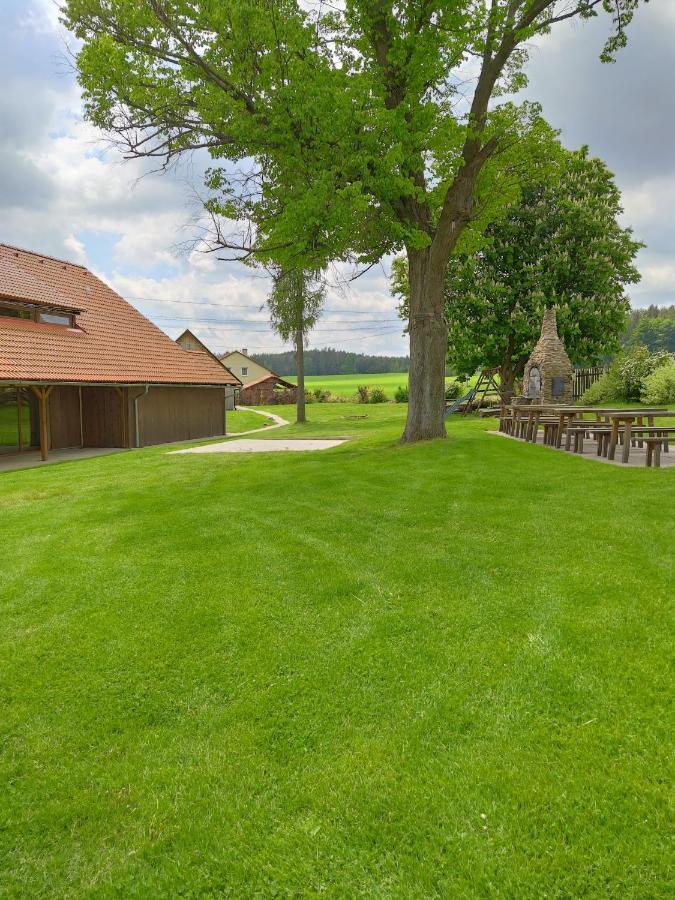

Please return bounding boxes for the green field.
[1,404,672,896]
[288,371,410,397]
[287,372,472,399]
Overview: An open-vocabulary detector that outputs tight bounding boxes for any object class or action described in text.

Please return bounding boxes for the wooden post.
[113,386,127,448]
[79,386,84,448]
[17,388,23,452]
[31,386,53,461]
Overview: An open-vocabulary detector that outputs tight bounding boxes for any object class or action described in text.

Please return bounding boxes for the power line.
[197,326,405,352]
[127,294,398,315]
[153,316,401,332]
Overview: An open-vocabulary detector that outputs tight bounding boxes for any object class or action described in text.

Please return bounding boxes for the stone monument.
[522,309,574,404]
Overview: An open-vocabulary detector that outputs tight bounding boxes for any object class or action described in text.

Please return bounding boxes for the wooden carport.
[4,382,129,462]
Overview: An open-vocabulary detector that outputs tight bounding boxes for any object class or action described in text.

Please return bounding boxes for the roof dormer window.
[0,304,31,320]
[38,311,73,326]
[0,300,76,327]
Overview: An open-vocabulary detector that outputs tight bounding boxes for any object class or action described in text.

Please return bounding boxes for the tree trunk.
[499,359,516,401]
[295,328,306,424]
[402,247,448,442]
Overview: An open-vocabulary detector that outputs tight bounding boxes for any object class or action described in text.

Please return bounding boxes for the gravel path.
[226,407,289,436]
[172,438,346,455]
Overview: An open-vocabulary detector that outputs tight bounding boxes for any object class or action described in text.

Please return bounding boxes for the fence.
[574,366,608,400]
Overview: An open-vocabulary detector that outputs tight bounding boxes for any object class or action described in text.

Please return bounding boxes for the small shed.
[238,373,297,406]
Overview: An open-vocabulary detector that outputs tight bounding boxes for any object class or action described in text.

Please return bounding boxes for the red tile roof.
[0,244,239,386]
[242,373,296,391]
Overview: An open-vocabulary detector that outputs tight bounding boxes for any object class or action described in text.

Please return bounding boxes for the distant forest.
[251,307,673,376]
[252,347,410,376]
[623,305,675,352]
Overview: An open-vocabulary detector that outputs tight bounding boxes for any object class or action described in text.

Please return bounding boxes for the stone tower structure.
[522,309,574,404]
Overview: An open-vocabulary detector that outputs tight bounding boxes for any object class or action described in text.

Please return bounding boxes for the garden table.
[605,410,672,463]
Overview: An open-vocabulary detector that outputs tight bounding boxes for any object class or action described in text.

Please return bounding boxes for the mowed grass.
[289,371,409,397]
[226,407,275,433]
[0,404,672,897]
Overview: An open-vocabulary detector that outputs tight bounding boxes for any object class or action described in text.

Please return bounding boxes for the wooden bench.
[563,423,613,455]
[571,424,675,462]
[646,437,665,467]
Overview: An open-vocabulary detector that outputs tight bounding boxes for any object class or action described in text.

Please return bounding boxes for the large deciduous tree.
[394,145,643,396]
[64,0,642,441]
[267,268,325,424]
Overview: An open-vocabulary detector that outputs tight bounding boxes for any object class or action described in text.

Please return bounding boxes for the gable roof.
[219,348,282,379]
[175,329,242,385]
[241,373,296,391]
[0,244,239,386]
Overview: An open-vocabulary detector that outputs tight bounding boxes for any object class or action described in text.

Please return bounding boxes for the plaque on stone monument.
[551,376,565,398]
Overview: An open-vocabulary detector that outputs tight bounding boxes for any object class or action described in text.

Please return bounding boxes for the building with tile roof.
[0,244,240,460]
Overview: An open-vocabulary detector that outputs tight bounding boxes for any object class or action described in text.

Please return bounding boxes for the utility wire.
[127,294,398,315]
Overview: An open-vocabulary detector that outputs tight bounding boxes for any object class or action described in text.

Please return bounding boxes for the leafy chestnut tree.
[63,0,642,441]
[394,145,643,396]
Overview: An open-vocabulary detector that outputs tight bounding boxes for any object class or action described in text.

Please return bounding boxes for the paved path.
[172,438,346,455]
[0,447,125,473]
[489,430,674,468]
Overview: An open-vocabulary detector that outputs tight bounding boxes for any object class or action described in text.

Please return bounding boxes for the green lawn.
[1,405,672,897]
[288,372,468,399]
[226,407,274,433]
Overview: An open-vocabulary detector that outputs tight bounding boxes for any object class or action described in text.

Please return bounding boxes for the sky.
[1,0,673,358]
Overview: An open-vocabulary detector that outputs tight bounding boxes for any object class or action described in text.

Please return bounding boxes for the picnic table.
[603,410,673,462]
[501,405,673,464]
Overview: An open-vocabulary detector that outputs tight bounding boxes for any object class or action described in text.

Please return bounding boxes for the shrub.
[369,386,387,403]
[641,363,675,405]
[580,347,674,404]
[616,347,671,401]
[445,381,462,401]
[394,384,409,403]
[356,385,370,403]
[304,390,315,403]
[580,370,622,404]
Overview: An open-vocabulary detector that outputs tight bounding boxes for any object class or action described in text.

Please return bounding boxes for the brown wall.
[49,386,81,449]
[128,385,226,447]
[82,386,125,448]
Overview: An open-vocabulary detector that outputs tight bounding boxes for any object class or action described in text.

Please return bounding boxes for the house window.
[38,311,73,326]
[0,305,31,320]
[241,367,248,376]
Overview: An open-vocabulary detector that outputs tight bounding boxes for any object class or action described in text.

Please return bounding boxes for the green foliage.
[641,364,675,405]
[445,381,462,401]
[64,0,643,438]
[581,347,674,403]
[624,308,675,353]
[356,385,370,404]
[579,371,623,405]
[252,348,410,378]
[313,388,331,403]
[396,143,642,383]
[65,0,642,275]
[268,269,325,342]
[616,348,673,401]
[394,384,409,403]
[369,387,387,404]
